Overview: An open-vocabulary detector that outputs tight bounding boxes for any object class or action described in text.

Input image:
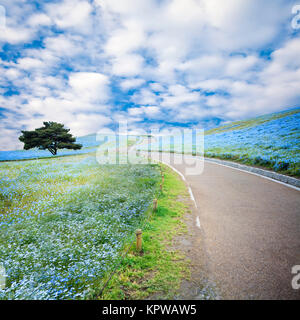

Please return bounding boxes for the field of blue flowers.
[0,154,159,299]
[203,109,300,176]
[138,108,300,176]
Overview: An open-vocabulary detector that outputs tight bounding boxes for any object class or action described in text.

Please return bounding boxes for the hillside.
[204,108,300,176]
[137,108,300,176]
[1,108,299,176]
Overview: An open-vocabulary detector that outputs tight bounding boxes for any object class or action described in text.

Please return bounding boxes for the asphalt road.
[150,152,300,300]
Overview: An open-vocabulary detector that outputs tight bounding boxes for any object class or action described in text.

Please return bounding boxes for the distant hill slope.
[206,108,299,134]
[136,108,300,176]
[204,108,300,176]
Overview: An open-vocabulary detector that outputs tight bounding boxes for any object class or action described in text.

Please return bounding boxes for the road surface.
[149,152,300,300]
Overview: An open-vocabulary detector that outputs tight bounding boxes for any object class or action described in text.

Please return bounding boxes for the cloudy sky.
[0,0,299,150]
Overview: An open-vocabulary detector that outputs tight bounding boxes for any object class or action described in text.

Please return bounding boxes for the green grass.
[100,164,190,300]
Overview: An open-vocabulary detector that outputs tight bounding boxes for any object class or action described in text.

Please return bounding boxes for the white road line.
[196,216,201,229]
[160,160,199,210]
[141,151,299,191]
[149,156,198,209]
[204,159,300,192]
[156,159,186,181]
[179,154,300,192]
[147,155,201,230]
[188,186,198,208]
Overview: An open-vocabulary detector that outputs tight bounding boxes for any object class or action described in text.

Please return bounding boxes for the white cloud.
[120,78,145,91]
[132,88,158,105]
[17,57,44,70]
[143,106,160,116]
[104,21,145,56]
[0,26,32,44]
[67,72,110,102]
[44,34,82,57]
[225,55,261,77]
[265,38,300,74]
[28,13,52,27]
[149,82,165,92]
[111,54,144,76]
[0,127,22,151]
[128,105,160,117]
[68,113,112,136]
[161,85,200,108]
[202,0,291,50]
[46,0,92,33]
[189,79,232,91]
[3,68,22,80]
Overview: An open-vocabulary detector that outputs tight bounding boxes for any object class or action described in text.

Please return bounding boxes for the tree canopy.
[19,122,82,155]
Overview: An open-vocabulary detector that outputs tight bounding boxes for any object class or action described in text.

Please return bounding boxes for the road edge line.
[203,158,300,191]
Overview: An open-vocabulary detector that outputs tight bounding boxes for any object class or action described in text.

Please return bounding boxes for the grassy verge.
[99,164,190,300]
[204,152,300,177]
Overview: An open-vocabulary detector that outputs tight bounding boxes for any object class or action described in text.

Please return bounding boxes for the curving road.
[149,152,300,300]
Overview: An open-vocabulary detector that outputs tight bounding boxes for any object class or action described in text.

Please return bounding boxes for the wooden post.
[135,229,142,252]
[160,183,163,192]
[153,198,158,212]
[162,175,164,184]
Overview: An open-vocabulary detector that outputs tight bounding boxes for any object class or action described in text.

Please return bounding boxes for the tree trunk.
[48,147,57,155]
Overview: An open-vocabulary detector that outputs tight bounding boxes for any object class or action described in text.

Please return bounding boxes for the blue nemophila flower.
[0,154,160,300]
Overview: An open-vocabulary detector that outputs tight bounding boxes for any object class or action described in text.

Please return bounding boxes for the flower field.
[203,108,300,176]
[0,154,160,299]
[138,108,300,176]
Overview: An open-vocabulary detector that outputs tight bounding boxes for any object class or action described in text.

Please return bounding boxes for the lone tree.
[19,121,82,155]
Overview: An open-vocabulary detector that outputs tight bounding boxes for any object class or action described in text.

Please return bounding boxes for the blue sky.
[0,0,299,150]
